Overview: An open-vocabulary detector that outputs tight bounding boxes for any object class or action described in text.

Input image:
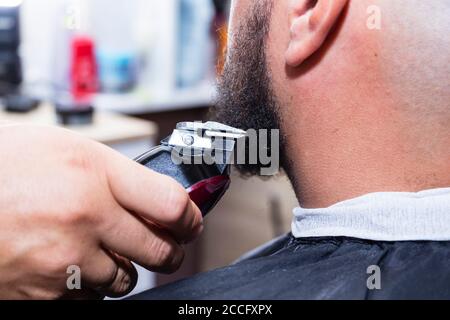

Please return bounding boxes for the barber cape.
[131,188,450,300]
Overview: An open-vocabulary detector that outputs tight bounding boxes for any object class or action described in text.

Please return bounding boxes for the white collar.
[292,188,450,241]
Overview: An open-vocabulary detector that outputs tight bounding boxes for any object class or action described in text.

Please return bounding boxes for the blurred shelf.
[0,104,157,146]
[94,82,216,115]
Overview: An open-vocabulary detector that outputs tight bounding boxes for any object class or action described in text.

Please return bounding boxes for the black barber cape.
[130,234,450,300]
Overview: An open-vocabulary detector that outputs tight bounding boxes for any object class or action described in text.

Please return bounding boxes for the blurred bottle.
[50,0,96,124]
[176,0,214,88]
[97,51,136,93]
[51,0,97,97]
[70,35,98,100]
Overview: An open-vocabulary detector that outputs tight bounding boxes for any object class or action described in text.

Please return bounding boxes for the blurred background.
[0,0,298,296]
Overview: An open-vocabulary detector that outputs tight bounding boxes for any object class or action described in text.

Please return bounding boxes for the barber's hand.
[0,124,203,299]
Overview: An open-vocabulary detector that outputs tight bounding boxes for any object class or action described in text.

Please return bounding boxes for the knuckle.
[38,247,83,275]
[64,140,96,173]
[189,207,203,231]
[168,248,184,273]
[57,204,93,226]
[55,194,102,227]
[152,239,180,270]
[107,268,136,298]
[101,263,120,288]
[163,183,190,223]
[154,240,175,266]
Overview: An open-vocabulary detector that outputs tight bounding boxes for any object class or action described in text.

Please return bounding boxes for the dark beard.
[211,0,285,177]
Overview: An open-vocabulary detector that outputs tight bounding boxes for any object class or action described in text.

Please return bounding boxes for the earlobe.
[285,0,349,67]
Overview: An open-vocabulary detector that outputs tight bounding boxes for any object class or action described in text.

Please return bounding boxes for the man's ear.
[285,0,349,67]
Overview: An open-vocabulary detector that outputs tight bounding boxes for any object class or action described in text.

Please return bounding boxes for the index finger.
[102,146,203,243]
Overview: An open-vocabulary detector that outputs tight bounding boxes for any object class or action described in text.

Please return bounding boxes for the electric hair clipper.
[135,122,246,216]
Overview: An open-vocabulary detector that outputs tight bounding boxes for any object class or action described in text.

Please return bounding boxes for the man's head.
[215,0,450,207]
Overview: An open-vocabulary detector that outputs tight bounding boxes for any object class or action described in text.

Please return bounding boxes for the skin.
[227,0,450,208]
[0,124,203,299]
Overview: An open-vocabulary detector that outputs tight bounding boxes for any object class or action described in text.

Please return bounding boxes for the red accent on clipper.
[187,175,231,216]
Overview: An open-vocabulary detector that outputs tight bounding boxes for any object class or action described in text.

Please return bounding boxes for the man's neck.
[285,127,450,209]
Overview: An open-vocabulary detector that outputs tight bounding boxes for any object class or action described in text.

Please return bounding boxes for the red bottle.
[70,35,98,101]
